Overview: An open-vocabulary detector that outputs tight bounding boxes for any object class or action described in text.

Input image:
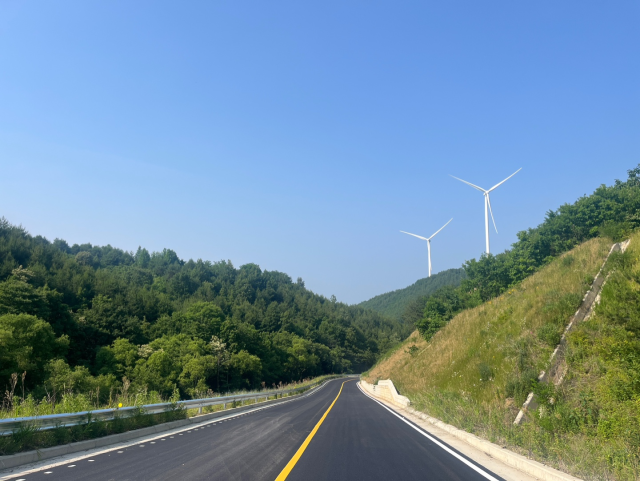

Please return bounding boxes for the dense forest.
[415,164,640,340]
[358,268,465,322]
[0,225,408,403]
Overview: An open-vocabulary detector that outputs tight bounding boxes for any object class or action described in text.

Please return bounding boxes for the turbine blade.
[428,218,453,240]
[449,175,486,193]
[488,168,522,192]
[487,195,498,233]
[400,231,429,241]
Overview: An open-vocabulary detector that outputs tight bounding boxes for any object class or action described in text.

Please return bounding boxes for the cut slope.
[359,268,466,320]
[366,238,610,398]
[364,237,630,479]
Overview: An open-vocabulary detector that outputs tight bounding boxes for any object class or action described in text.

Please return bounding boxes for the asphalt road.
[10,379,503,481]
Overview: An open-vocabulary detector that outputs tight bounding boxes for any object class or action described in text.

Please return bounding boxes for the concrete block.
[0,451,38,470]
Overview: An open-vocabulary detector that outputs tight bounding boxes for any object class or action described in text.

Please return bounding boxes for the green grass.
[365,236,640,480]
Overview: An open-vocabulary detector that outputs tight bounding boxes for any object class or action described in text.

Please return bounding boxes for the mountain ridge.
[358,268,466,320]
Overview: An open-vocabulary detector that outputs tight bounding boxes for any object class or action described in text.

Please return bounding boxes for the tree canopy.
[0,225,408,401]
[358,268,466,322]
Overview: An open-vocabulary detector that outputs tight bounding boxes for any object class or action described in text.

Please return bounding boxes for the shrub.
[537,323,561,347]
[478,363,493,382]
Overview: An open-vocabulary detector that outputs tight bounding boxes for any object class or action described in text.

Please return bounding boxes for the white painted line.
[357,383,500,481]
[68,464,76,467]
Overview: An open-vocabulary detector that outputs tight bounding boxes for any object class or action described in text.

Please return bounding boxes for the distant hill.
[358,268,466,320]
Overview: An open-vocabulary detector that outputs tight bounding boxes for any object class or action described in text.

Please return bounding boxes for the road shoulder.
[357,382,557,481]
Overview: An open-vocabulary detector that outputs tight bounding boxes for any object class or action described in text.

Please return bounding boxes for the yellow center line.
[274,380,352,481]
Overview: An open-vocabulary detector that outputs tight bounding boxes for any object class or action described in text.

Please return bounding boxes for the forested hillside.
[0,223,408,402]
[358,268,465,321]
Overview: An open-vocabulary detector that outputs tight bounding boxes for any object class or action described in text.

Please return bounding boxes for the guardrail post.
[223,403,226,409]
[198,407,202,415]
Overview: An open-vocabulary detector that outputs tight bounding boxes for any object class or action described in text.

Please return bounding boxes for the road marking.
[0,378,348,481]
[356,383,500,481]
[275,380,352,481]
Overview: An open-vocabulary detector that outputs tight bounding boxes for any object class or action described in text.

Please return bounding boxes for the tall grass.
[1,374,338,420]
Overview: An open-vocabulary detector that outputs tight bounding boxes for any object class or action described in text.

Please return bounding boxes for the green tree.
[230,350,262,389]
[0,313,68,387]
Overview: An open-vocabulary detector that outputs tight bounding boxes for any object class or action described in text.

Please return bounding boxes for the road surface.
[8,379,502,481]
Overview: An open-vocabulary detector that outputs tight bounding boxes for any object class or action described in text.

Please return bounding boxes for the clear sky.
[1,1,638,304]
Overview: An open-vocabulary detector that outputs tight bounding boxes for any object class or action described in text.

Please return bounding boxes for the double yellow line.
[274,380,352,480]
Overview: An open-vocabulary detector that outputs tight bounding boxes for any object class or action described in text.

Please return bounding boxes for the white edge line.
[0,379,342,480]
[356,383,501,481]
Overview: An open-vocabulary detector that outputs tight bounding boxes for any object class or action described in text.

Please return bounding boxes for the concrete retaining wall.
[514,239,631,424]
[360,379,410,408]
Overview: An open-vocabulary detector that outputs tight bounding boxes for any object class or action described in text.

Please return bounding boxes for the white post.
[427,240,432,277]
[484,194,490,254]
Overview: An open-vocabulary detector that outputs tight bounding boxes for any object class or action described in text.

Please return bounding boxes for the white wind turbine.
[450,168,521,255]
[401,218,453,278]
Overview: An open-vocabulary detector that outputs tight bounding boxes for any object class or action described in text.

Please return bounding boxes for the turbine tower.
[451,168,521,255]
[401,218,453,277]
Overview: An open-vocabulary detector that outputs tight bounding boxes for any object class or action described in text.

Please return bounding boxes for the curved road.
[9,379,503,481]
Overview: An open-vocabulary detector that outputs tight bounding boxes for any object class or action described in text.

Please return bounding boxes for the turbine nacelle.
[400,218,453,277]
[450,168,521,254]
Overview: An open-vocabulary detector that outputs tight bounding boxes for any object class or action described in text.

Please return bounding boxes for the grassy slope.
[358,268,466,320]
[364,237,638,480]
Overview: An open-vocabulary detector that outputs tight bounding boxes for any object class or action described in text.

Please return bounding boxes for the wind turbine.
[450,168,521,255]
[401,218,453,277]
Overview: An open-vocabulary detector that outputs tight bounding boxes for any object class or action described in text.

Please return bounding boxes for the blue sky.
[1,1,638,304]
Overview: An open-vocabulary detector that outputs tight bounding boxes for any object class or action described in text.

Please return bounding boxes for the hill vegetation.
[0,222,408,409]
[358,268,466,322]
[364,165,640,480]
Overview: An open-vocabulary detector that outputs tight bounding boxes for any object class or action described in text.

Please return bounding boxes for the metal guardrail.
[0,376,349,436]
